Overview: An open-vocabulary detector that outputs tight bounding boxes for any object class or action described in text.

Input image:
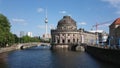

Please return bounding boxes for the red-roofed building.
[109,18,120,29]
[109,18,120,47]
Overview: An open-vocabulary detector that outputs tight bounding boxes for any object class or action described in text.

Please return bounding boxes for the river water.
[0,46,119,68]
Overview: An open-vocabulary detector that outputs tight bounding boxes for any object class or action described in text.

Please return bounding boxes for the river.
[0,46,119,68]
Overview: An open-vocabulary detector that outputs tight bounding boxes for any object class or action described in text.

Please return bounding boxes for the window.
[68,39,70,43]
[57,39,60,43]
[73,39,75,42]
[68,34,70,36]
[62,34,65,36]
[62,39,65,43]
[77,39,79,42]
[73,34,75,36]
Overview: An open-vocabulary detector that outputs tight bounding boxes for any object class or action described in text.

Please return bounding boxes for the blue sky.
[0,0,120,37]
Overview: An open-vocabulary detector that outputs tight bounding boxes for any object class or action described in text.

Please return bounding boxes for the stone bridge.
[17,42,50,49]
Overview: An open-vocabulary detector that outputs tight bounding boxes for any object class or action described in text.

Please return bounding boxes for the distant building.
[27,32,33,37]
[42,33,51,40]
[109,18,120,46]
[20,31,33,37]
[20,31,25,37]
[51,16,96,49]
[89,30,108,45]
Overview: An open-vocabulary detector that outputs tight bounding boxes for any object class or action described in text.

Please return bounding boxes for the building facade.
[27,32,33,37]
[20,31,25,37]
[109,18,120,46]
[42,33,51,41]
[51,16,96,49]
[90,30,108,45]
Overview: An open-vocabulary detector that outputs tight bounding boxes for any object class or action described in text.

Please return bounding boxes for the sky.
[0,0,120,37]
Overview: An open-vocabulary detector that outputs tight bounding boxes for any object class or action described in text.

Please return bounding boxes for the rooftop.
[113,18,120,25]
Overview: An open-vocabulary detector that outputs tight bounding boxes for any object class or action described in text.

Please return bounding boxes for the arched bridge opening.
[69,43,86,51]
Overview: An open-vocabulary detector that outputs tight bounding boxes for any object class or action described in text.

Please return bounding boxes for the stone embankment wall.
[85,46,120,65]
[0,45,17,53]
[0,43,39,53]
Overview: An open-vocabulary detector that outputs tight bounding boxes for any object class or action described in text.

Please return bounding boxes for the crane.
[91,20,112,32]
[91,20,112,45]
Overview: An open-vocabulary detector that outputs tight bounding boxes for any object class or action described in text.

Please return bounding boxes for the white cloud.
[49,24,56,29]
[37,25,45,29]
[102,0,120,8]
[68,14,72,17]
[115,10,120,14]
[37,8,44,13]
[11,18,27,25]
[78,22,87,25]
[103,23,111,26]
[12,18,25,22]
[37,24,56,29]
[102,0,120,14]
[59,10,67,14]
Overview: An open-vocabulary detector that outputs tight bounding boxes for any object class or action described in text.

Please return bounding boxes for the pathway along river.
[0,46,119,68]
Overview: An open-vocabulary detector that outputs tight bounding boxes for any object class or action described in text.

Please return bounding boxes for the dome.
[57,16,77,30]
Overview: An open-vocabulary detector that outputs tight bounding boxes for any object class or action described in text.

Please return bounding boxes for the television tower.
[45,9,48,38]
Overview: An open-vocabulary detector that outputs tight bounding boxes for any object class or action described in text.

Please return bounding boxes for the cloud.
[102,0,120,8]
[37,8,44,13]
[37,25,45,29]
[11,18,27,25]
[68,14,72,17]
[78,22,87,25]
[37,24,56,29]
[103,23,111,26]
[49,24,56,29]
[102,0,120,14]
[12,18,25,22]
[116,10,120,14]
[59,10,67,14]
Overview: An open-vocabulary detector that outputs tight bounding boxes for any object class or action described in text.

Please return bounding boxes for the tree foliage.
[20,35,40,43]
[0,14,15,47]
[0,13,43,47]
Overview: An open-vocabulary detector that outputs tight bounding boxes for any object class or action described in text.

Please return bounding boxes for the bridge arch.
[69,44,85,51]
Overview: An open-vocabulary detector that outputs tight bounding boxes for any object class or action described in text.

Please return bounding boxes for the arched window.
[73,39,75,42]
[62,39,65,44]
[68,39,70,43]
[57,39,60,43]
[77,39,79,42]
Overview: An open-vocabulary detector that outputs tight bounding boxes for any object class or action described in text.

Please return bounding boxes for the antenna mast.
[45,9,48,38]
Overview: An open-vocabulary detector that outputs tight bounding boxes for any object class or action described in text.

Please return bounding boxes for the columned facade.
[51,16,96,49]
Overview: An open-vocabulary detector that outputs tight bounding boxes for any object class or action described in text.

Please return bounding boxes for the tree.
[0,14,14,47]
[20,36,41,43]
[13,34,19,43]
[22,35,31,43]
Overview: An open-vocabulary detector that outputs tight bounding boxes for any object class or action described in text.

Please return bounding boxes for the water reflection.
[50,50,100,68]
[0,53,8,68]
[0,46,119,68]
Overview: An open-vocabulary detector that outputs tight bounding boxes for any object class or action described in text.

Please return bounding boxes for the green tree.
[0,14,14,47]
[20,36,41,43]
[13,34,19,43]
[22,35,31,43]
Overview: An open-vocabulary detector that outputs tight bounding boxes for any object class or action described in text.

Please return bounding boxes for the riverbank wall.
[0,43,39,54]
[85,46,120,65]
[0,45,17,53]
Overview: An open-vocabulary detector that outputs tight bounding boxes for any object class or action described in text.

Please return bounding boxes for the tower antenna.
[45,8,48,38]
